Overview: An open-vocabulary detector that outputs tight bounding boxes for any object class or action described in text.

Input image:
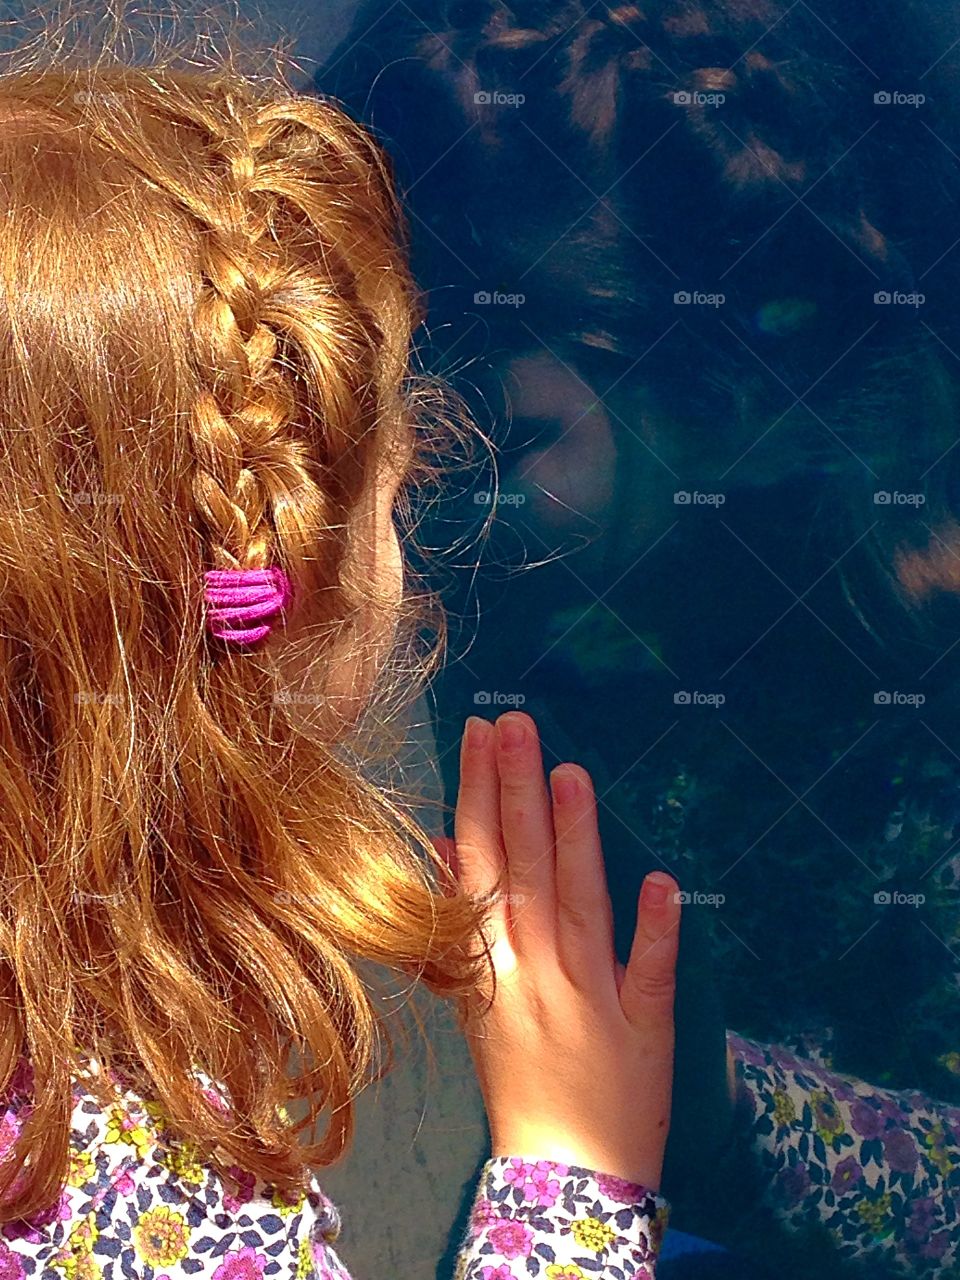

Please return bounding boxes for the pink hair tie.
[203,566,292,646]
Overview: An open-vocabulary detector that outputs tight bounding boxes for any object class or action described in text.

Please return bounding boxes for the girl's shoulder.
[0,1051,345,1279]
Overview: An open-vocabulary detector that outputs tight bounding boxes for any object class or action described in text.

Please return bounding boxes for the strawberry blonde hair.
[0,4,497,1221]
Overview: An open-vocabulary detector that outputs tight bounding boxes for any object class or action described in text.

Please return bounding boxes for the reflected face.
[501,351,618,534]
[498,350,675,578]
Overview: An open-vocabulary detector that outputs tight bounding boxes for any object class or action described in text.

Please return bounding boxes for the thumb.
[619,872,681,1028]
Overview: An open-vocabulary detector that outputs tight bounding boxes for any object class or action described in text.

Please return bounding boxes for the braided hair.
[119,76,416,616]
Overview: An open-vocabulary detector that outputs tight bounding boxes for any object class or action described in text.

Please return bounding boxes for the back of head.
[0,3,492,1221]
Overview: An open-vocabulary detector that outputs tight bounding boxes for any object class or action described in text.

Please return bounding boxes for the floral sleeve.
[729,1030,960,1273]
[450,1155,669,1279]
[302,1158,666,1280]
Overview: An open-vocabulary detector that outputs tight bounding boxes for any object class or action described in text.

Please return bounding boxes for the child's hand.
[444,709,681,1191]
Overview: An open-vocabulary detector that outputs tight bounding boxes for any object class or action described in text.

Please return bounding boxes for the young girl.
[0,28,684,1280]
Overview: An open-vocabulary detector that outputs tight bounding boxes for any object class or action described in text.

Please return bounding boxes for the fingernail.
[496,715,527,751]
[464,716,491,750]
[641,873,674,908]
[551,768,580,804]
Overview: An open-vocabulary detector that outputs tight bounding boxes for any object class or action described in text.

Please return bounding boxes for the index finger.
[454,716,509,938]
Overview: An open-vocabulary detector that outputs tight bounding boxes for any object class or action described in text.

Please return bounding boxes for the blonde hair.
[0,4,498,1221]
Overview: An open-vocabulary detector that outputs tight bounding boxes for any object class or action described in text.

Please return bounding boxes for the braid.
[190,149,296,572]
[74,72,416,645]
[189,95,303,579]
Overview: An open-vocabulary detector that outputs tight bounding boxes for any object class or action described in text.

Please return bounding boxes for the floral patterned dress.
[3,1031,952,1279]
[0,1053,667,1280]
[729,1031,960,1274]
